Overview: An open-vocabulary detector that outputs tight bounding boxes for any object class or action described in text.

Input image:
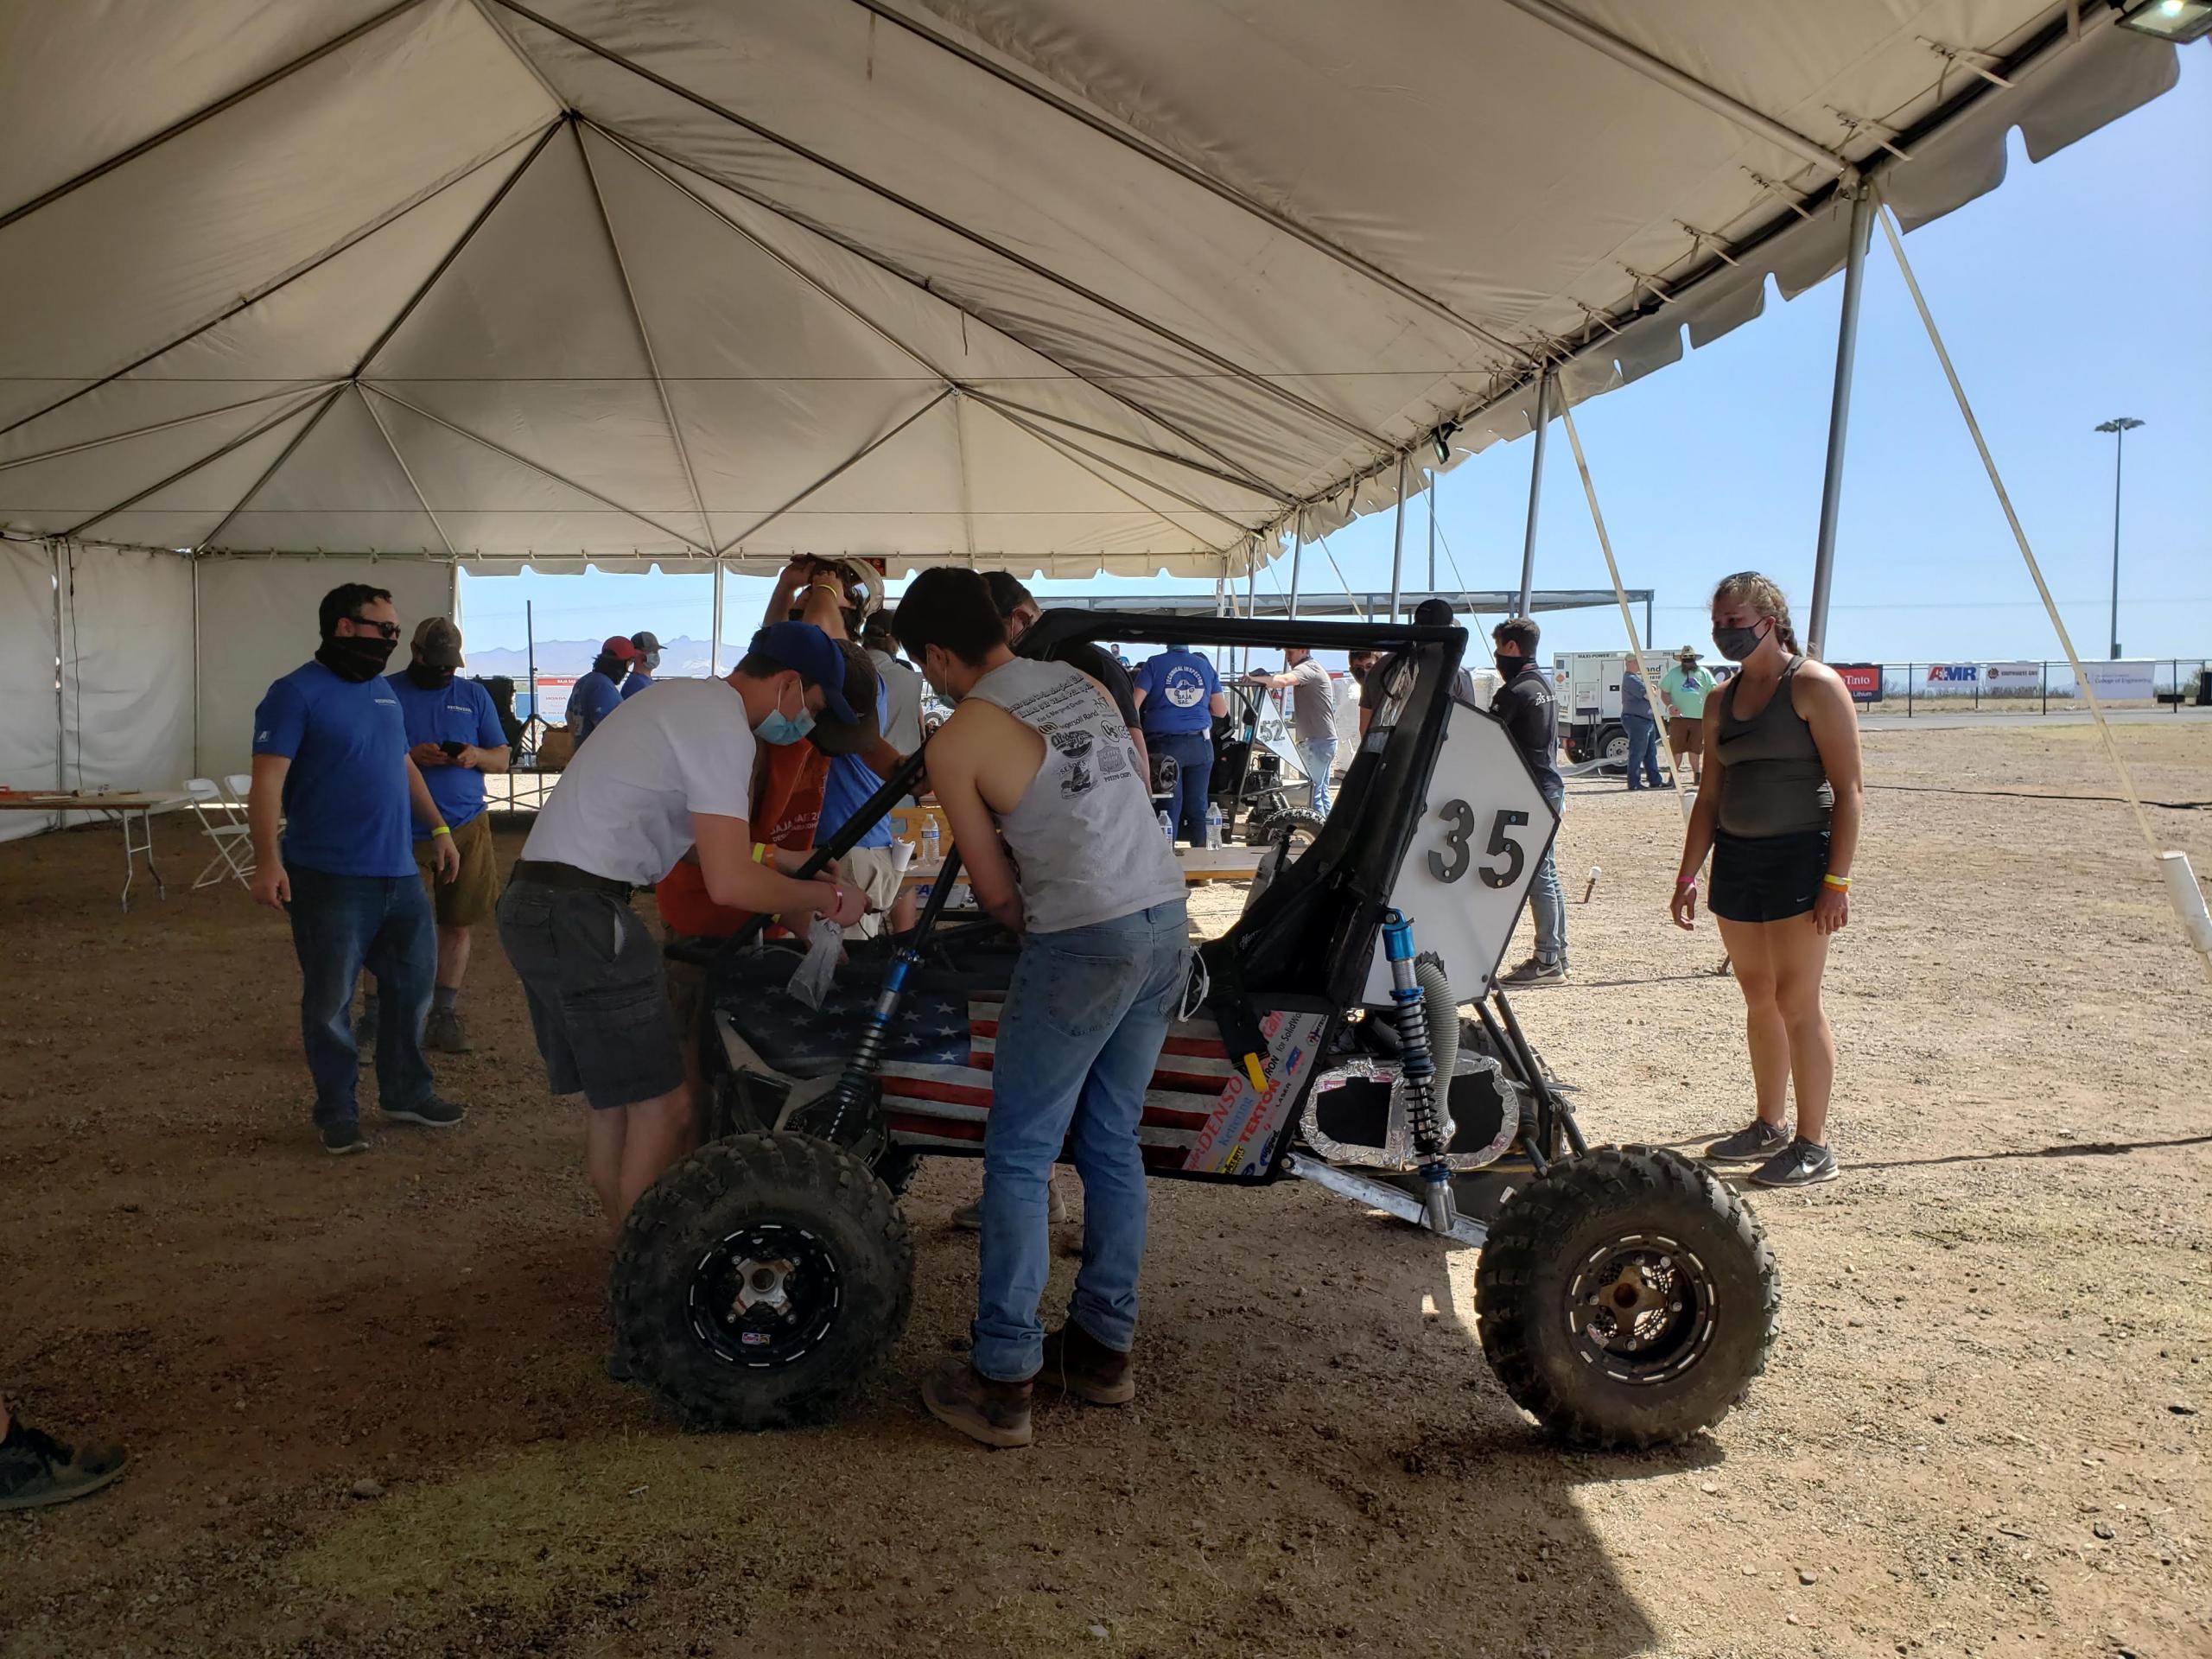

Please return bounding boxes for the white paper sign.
[1360,702,1559,1006]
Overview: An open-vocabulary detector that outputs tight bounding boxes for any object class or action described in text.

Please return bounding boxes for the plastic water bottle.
[1204,803,1224,849]
[1159,809,1174,843]
[921,820,940,867]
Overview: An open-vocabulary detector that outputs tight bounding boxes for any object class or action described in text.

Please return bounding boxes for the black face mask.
[408,662,455,690]
[317,633,397,683]
[1497,651,1526,677]
[1712,621,1768,663]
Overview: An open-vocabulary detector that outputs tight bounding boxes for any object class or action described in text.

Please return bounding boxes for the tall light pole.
[2094,416,2143,660]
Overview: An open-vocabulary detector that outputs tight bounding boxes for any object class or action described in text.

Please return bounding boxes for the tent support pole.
[1806,185,1873,660]
[53,542,67,798]
[1287,539,1302,621]
[1389,454,1409,622]
[1517,373,1551,617]
[191,554,202,777]
[1427,468,1438,594]
[710,560,724,677]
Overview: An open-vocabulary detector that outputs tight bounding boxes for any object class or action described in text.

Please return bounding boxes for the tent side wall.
[1,542,196,842]
[194,556,454,779]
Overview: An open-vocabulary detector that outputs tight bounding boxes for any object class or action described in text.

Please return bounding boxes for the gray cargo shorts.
[496,876,684,1112]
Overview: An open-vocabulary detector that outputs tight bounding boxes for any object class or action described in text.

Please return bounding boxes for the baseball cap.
[807,641,884,757]
[600,635,640,661]
[629,630,662,653]
[747,621,858,724]
[412,616,464,668]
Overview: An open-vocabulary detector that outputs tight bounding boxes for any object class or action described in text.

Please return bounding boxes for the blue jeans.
[1624,715,1663,789]
[1152,729,1214,844]
[286,864,437,1127]
[1530,780,1567,967]
[1295,737,1338,816]
[974,901,1192,1380]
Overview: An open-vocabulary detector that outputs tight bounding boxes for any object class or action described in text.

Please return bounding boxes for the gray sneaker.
[1704,1119,1789,1163]
[0,1419,126,1512]
[423,1007,473,1054]
[1751,1136,1839,1188]
[383,1096,466,1129]
[1497,956,1568,987]
[953,1175,1071,1232]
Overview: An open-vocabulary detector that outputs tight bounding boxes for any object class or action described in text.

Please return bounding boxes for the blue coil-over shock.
[1381,909,1459,1236]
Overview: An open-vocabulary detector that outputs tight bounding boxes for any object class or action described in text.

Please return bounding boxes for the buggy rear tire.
[1475,1146,1778,1448]
[612,1131,912,1431]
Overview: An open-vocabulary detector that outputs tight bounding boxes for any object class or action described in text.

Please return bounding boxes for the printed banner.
[1984,661,2040,691]
[2079,660,2156,702]
[1834,664,1882,702]
[1924,663,1980,688]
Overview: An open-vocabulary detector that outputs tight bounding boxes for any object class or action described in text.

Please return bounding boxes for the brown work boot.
[921,1358,1034,1448]
[1041,1320,1136,1406]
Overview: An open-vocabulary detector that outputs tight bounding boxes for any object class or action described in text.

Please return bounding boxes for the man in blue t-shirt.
[357,616,512,1055]
[620,631,661,699]
[1134,645,1227,844]
[248,583,467,1155]
[569,636,637,741]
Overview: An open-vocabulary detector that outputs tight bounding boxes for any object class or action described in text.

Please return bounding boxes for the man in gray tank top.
[893,569,1191,1449]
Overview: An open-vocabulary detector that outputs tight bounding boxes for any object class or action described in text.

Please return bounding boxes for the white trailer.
[1552,650,1637,771]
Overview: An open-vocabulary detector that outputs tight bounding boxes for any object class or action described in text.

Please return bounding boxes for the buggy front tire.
[1475,1146,1778,1449]
[612,1132,913,1430]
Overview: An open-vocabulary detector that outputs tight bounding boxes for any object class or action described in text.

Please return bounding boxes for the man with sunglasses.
[248,584,467,1155]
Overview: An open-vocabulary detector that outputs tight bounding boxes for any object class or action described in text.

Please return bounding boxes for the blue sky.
[461,51,2210,668]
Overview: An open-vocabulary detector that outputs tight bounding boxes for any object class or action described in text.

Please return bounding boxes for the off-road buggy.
[616,613,1778,1448]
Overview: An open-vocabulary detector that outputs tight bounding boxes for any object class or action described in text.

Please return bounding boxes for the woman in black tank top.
[1669,574,1864,1189]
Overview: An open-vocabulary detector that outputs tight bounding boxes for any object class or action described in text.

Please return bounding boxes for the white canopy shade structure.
[0,0,2187,817]
[0,0,2183,578]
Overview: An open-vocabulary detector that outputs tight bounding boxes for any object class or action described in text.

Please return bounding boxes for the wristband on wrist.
[1675,874,1697,887]
[1822,873,1851,891]
[752,841,770,863]
[430,823,451,838]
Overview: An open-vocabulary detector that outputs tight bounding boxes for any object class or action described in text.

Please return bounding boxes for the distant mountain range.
[461,636,716,679]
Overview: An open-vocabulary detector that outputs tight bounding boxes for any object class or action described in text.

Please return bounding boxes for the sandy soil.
[3,721,2207,1658]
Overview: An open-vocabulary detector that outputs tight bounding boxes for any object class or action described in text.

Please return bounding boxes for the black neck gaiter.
[316,636,397,683]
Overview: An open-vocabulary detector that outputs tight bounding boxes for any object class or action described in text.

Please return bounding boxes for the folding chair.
[187,778,255,891]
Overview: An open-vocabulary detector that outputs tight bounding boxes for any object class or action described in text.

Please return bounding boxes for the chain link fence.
[1825,659,2212,715]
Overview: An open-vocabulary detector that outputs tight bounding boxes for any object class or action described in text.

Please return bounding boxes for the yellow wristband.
[752,842,769,863]
[1822,873,1849,890]
[430,824,452,838]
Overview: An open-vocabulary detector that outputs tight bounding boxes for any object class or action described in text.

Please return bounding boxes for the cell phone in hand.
[441,740,467,759]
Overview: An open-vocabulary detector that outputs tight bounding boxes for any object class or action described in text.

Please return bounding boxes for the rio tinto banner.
[1834,664,1883,702]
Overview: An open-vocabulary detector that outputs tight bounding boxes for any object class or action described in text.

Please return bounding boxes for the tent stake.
[1807,187,1874,659]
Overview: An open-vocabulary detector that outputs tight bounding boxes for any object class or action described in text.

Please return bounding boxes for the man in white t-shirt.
[497,621,868,1238]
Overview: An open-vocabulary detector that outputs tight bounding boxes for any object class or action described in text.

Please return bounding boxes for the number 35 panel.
[1358,704,1560,1007]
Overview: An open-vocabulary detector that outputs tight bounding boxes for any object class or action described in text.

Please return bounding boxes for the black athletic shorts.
[1709,829,1830,925]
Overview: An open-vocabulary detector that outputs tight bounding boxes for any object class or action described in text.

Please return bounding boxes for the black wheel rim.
[1564,1231,1718,1384]
[688,1222,843,1369]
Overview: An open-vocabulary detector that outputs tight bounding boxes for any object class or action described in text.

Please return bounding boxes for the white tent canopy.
[0,0,2179,578]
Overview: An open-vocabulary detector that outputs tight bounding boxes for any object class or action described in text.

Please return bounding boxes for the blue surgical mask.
[756,682,816,747]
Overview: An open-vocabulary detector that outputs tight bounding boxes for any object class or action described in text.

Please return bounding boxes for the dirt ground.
[3,720,2207,1659]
